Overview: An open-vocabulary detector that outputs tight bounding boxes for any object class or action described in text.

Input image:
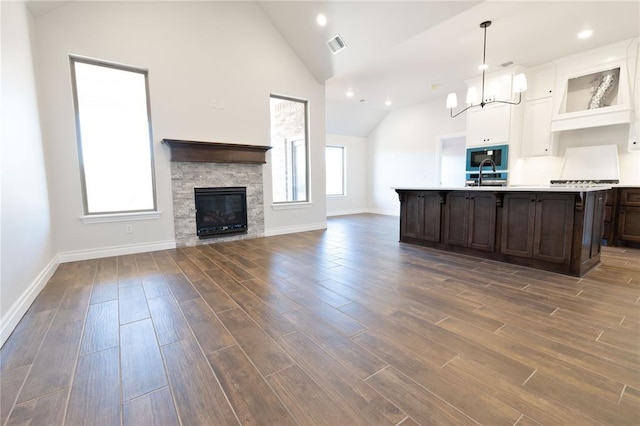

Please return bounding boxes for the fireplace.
[165,140,268,246]
[195,187,248,238]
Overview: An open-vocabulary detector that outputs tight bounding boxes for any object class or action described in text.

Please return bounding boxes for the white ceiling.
[260,1,640,136]
[26,1,640,137]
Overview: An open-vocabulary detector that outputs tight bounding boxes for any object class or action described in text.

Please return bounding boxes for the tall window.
[269,95,309,203]
[70,56,156,214]
[326,146,345,196]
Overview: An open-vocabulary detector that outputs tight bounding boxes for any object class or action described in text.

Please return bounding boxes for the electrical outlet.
[210,99,217,109]
[125,225,133,234]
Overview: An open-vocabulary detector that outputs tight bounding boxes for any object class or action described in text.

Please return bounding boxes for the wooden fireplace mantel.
[162,139,272,164]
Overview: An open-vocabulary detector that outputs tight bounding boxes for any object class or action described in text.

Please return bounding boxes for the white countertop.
[394,185,612,192]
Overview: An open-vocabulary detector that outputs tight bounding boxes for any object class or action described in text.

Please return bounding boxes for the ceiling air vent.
[327,34,347,55]
[500,61,514,68]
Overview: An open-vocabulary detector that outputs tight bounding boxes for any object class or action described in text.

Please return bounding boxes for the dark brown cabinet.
[501,193,574,264]
[602,187,640,247]
[617,188,640,243]
[396,188,607,276]
[500,193,536,258]
[444,192,496,251]
[400,191,442,242]
[602,189,616,242]
[618,207,640,242]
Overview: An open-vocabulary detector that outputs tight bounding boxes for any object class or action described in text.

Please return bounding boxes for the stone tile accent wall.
[170,162,264,246]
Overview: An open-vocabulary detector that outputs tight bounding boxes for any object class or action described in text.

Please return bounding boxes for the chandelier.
[446,21,527,118]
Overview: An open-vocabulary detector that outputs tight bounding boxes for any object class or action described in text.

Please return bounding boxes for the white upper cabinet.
[525,64,556,101]
[521,64,556,156]
[465,69,523,148]
[631,41,640,152]
[629,122,639,151]
[466,103,512,147]
[522,98,554,157]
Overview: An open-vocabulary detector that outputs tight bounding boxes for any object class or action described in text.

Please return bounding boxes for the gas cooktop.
[550,179,619,187]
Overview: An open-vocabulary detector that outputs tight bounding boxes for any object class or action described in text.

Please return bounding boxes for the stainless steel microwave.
[465,144,509,172]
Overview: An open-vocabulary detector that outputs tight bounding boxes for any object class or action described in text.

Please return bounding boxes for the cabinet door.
[619,188,640,206]
[401,192,423,239]
[445,192,469,247]
[525,64,555,100]
[521,98,553,157]
[618,206,640,242]
[421,192,442,242]
[468,193,496,251]
[533,194,574,264]
[466,104,511,147]
[501,193,536,258]
[628,122,638,152]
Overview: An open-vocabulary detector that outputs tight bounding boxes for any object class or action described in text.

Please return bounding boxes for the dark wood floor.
[1,214,639,425]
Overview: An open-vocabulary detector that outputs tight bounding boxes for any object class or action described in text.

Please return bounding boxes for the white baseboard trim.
[264,221,327,237]
[57,240,176,263]
[366,209,400,217]
[327,208,369,217]
[0,256,60,347]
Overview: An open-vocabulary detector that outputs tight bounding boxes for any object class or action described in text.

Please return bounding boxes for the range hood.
[550,38,637,133]
[559,145,620,181]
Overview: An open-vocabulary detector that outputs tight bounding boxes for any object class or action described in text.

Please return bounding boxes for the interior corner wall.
[366,99,467,216]
[1,1,57,346]
[32,1,326,258]
[326,134,368,216]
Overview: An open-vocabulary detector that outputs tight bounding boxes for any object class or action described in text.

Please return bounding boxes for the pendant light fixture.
[446,21,527,118]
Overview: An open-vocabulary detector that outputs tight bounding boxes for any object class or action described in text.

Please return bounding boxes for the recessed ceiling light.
[478,63,489,71]
[385,100,392,106]
[345,90,354,98]
[577,29,593,39]
[316,14,327,27]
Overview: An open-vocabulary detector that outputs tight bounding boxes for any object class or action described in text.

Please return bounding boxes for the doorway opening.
[438,134,466,187]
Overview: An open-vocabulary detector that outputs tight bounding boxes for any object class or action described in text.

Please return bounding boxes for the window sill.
[327,194,347,198]
[80,211,162,224]
[271,202,313,211]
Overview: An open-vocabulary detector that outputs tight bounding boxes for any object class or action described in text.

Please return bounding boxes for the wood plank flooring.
[1,214,639,425]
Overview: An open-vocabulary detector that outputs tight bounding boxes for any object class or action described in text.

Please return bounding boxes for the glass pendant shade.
[513,73,528,93]
[446,93,458,109]
[489,81,501,100]
[466,87,478,105]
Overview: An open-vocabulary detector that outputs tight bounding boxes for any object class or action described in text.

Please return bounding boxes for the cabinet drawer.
[620,189,640,206]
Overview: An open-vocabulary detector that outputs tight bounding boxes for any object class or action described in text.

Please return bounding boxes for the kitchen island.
[395,186,608,276]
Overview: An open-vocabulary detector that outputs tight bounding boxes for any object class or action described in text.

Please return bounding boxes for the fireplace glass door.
[195,187,247,238]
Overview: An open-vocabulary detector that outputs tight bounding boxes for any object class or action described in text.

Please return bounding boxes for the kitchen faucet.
[477,158,496,186]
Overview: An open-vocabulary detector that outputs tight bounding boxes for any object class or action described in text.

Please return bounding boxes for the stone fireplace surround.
[163,140,271,247]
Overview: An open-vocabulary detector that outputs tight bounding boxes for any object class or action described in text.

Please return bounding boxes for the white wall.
[366,99,467,215]
[326,134,368,216]
[1,2,57,345]
[33,1,326,256]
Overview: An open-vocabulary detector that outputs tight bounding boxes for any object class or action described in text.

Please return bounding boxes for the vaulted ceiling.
[25,1,640,137]
[259,1,640,136]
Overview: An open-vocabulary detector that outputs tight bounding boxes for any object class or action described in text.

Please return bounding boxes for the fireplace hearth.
[195,187,247,238]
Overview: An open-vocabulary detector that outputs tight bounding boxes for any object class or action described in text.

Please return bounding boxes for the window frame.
[269,94,310,204]
[325,145,346,197]
[69,55,158,216]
